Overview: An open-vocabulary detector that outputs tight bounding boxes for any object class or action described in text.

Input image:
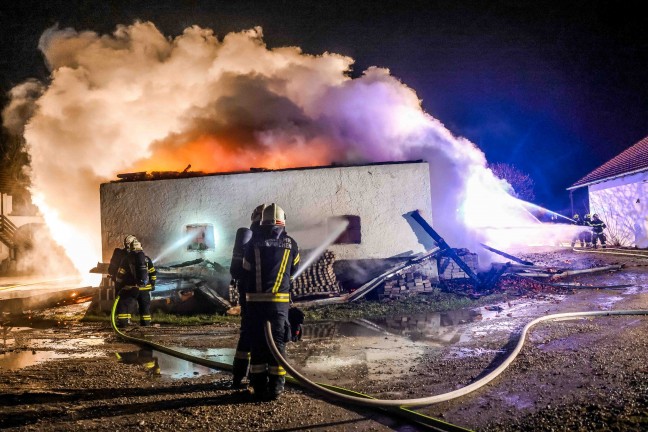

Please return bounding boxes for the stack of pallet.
[381,270,436,299]
[291,250,341,299]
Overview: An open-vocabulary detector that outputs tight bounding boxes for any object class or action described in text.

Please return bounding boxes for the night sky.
[1,0,647,212]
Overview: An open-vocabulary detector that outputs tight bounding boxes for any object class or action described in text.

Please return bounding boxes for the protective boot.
[231,353,250,389]
[268,374,285,400]
[116,314,131,328]
[249,371,268,400]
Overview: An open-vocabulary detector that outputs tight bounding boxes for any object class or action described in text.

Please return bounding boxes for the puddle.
[115,347,232,379]
[0,348,104,370]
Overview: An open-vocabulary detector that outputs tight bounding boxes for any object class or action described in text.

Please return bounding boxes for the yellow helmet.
[261,203,286,226]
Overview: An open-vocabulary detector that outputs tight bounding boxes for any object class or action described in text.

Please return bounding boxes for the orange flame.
[130,135,336,173]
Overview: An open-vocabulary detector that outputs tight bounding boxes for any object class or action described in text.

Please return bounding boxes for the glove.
[291,323,303,342]
[288,307,305,342]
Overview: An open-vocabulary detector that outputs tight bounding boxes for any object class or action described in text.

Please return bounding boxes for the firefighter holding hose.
[242,203,300,400]
[229,203,267,388]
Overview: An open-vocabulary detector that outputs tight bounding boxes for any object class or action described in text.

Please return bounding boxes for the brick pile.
[381,270,436,299]
[437,249,479,280]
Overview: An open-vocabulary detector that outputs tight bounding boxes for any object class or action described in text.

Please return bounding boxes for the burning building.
[100,160,436,291]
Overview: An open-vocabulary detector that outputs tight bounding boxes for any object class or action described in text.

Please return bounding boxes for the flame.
[131,134,336,173]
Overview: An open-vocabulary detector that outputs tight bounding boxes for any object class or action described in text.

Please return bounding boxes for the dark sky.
[1,0,647,212]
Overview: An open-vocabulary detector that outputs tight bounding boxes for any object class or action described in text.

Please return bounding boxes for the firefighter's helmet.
[584,213,591,219]
[261,203,286,226]
[251,204,267,223]
[593,213,600,219]
[573,214,579,219]
[130,239,143,251]
[124,235,137,249]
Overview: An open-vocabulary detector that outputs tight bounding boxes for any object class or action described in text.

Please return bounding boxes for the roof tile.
[569,135,648,189]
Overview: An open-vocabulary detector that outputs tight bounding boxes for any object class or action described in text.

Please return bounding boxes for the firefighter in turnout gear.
[242,203,300,400]
[583,214,593,247]
[229,203,267,389]
[590,213,607,248]
[138,253,157,326]
[114,236,149,328]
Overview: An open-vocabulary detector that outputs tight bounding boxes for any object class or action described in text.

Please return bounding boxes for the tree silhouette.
[489,162,536,202]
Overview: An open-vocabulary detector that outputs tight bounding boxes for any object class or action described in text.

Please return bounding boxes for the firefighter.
[242,203,300,400]
[114,236,149,328]
[229,203,267,389]
[138,252,157,326]
[590,213,607,248]
[582,214,593,247]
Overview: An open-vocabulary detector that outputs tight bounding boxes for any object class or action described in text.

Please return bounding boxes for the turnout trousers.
[232,283,251,386]
[138,289,152,326]
[116,286,139,327]
[247,301,289,398]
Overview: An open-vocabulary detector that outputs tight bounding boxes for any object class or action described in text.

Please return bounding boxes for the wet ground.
[0,248,647,431]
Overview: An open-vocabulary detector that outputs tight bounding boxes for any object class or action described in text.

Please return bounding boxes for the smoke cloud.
[3,21,548,274]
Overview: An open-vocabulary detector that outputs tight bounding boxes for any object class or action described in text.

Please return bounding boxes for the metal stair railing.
[0,214,17,250]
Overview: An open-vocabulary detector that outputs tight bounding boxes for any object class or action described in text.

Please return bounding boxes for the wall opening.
[333,215,361,244]
[186,224,215,251]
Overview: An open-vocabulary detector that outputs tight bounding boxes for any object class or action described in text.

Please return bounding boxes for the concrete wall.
[589,170,648,247]
[100,162,433,266]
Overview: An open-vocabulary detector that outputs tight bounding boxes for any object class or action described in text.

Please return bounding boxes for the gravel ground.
[1,248,647,431]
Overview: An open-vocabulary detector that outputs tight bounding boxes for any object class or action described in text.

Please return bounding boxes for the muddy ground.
[1,248,647,431]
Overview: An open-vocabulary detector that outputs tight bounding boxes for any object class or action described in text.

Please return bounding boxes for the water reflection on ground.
[114,347,231,379]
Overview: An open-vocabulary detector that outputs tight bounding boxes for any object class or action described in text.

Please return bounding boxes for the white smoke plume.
[3,21,561,274]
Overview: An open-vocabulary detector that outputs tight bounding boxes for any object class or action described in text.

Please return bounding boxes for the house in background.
[567,135,648,248]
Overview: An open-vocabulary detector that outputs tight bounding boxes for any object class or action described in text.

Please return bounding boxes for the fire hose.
[110,297,467,432]
[264,309,648,407]
[111,296,648,429]
[573,247,648,258]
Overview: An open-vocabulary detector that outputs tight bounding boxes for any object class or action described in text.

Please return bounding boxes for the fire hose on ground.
[110,297,467,432]
[111,297,648,430]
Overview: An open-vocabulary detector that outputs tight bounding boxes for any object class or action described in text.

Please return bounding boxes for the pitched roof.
[568,135,648,190]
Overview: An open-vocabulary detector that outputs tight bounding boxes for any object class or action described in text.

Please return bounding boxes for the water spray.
[292,217,349,280]
[151,232,196,264]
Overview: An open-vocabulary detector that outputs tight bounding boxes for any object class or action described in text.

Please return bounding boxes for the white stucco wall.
[589,170,648,247]
[100,162,433,266]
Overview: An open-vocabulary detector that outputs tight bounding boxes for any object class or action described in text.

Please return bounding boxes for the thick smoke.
[3,21,551,274]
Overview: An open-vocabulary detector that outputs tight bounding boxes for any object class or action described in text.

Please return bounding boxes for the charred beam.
[408,210,481,286]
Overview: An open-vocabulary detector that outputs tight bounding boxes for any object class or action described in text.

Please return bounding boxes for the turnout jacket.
[141,256,157,291]
[242,227,300,303]
[590,218,606,234]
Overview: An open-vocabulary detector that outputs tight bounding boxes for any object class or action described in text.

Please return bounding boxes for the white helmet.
[123,235,137,249]
[251,204,267,223]
[261,203,286,226]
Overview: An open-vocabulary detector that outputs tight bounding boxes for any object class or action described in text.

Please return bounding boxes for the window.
[186,224,215,251]
[333,215,361,244]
